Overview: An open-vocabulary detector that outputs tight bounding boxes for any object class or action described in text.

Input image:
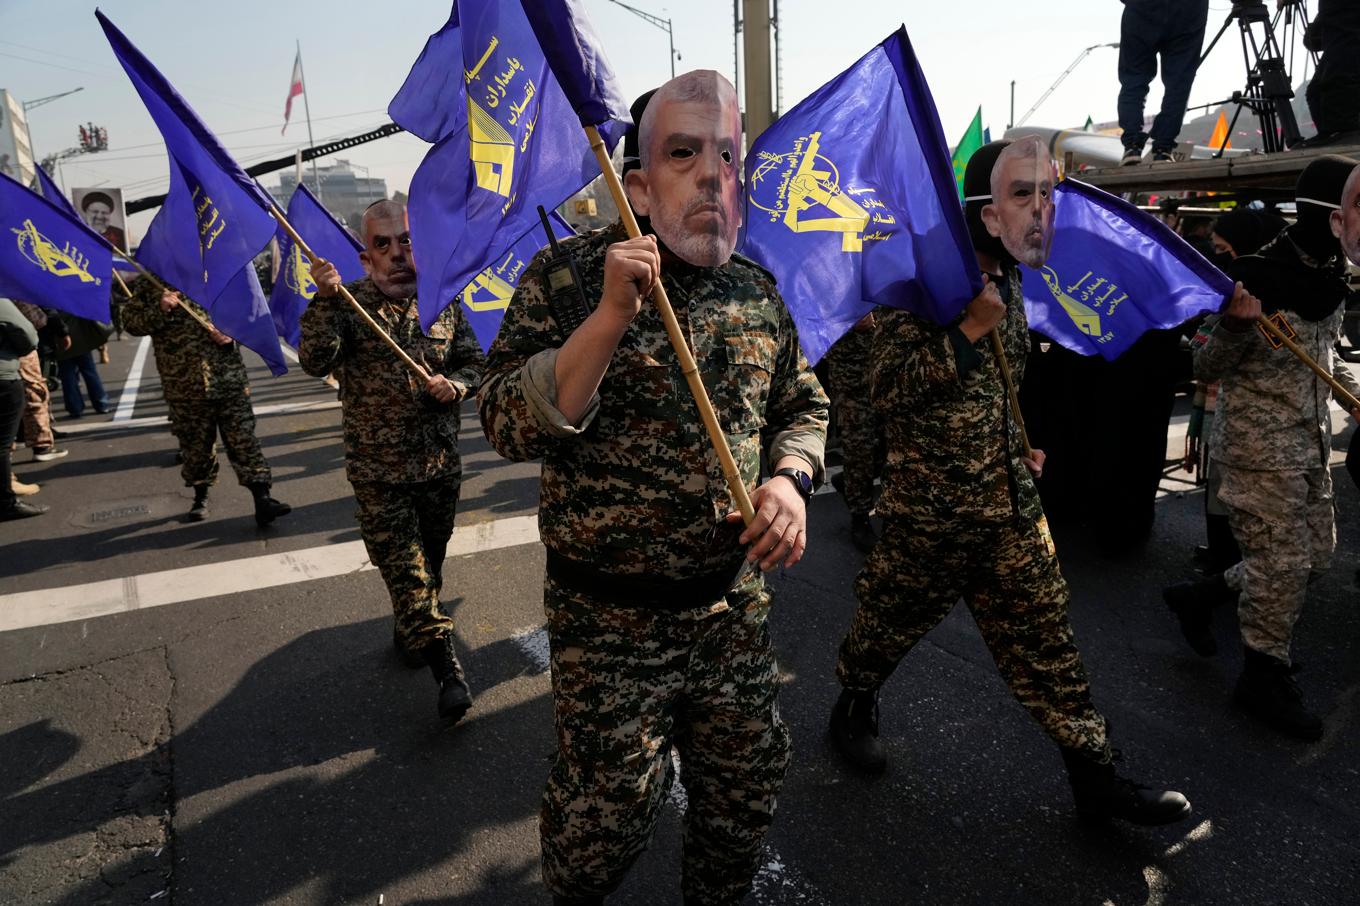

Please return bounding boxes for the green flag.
[950,106,984,201]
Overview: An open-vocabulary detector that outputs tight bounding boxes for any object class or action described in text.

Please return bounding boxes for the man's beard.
[372,267,417,299]
[1008,224,1051,269]
[650,195,737,267]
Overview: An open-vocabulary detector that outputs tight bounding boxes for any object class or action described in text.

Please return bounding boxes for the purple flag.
[98,10,285,375]
[1021,179,1234,360]
[518,0,631,147]
[739,26,980,365]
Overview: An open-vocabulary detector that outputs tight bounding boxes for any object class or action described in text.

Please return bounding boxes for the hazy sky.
[0,1,1307,239]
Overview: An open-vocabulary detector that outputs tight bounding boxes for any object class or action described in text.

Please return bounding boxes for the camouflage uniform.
[120,276,271,489]
[836,269,1110,760]
[1194,252,1360,663]
[478,223,828,904]
[299,277,484,651]
[824,323,883,516]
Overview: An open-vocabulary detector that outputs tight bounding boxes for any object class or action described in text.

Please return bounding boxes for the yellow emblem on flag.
[461,268,515,312]
[11,218,101,285]
[468,99,516,198]
[750,131,895,254]
[283,243,317,300]
[1039,266,1103,337]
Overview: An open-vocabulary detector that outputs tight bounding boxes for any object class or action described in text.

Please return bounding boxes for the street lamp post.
[605,0,679,79]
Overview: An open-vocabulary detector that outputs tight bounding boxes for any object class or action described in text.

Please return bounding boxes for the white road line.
[113,336,152,422]
[0,513,541,633]
[60,399,343,435]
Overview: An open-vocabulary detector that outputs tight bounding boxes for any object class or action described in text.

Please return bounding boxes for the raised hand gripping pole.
[108,244,215,333]
[988,328,1035,462]
[267,206,430,383]
[1256,313,1360,412]
[584,125,756,525]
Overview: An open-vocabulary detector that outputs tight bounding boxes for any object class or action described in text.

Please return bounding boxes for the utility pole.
[297,40,323,202]
[605,0,679,79]
[742,0,774,143]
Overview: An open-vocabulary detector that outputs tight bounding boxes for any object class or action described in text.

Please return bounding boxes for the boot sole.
[1163,591,1218,657]
[826,725,888,774]
[439,699,473,727]
[1233,690,1323,742]
[1076,799,1192,826]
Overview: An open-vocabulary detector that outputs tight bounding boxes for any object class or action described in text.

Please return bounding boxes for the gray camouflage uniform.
[479,223,828,905]
[1194,262,1360,663]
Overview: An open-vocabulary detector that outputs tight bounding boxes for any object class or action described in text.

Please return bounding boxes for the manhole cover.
[68,496,182,531]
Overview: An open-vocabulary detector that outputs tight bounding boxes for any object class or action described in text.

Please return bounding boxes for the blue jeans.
[58,351,109,417]
[1117,0,1209,152]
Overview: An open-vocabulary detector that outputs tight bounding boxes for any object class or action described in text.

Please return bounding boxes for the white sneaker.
[32,446,69,462]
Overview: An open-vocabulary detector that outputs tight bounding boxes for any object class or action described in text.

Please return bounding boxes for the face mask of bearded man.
[623,70,743,268]
[1330,161,1360,269]
[981,136,1058,269]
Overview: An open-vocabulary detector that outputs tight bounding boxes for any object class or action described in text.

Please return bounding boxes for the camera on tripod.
[1203,0,1315,152]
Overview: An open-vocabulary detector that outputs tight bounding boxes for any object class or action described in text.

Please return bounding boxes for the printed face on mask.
[361,206,417,299]
[981,140,1057,269]
[1331,168,1360,268]
[625,72,743,268]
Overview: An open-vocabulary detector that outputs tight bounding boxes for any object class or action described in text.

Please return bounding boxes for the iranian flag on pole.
[282,50,304,134]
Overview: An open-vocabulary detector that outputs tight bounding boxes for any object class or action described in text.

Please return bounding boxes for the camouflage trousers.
[540,573,791,904]
[351,477,459,650]
[837,515,1109,759]
[1218,463,1334,663]
[17,352,54,450]
[165,394,270,488]
[825,330,882,516]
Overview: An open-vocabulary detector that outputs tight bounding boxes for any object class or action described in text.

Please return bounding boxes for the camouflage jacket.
[478,223,829,580]
[872,267,1041,527]
[298,277,484,485]
[1195,308,1360,471]
[120,276,250,402]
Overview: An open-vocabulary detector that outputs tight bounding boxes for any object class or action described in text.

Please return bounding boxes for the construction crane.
[1015,43,1119,128]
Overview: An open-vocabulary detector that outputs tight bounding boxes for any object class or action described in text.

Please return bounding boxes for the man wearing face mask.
[829,139,1192,825]
[478,72,828,905]
[1168,156,1360,740]
[303,199,485,726]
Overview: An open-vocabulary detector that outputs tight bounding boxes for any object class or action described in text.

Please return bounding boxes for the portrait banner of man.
[72,186,128,251]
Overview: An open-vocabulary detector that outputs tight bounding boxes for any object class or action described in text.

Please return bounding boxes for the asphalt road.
[1,335,1357,906]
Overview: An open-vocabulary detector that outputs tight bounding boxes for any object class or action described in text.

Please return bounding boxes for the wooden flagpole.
[267,206,430,383]
[1256,313,1360,412]
[108,244,215,332]
[988,328,1035,462]
[583,125,756,524]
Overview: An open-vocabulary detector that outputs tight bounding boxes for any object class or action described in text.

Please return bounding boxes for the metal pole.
[668,19,676,79]
[296,40,322,203]
[1009,80,1015,129]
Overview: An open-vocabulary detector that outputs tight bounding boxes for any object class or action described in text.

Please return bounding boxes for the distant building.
[269,159,387,230]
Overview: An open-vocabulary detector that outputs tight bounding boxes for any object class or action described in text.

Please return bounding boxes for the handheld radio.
[537,206,593,335]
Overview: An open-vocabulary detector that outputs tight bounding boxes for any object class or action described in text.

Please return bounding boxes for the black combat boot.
[188,485,210,522]
[248,483,291,527]
[1060,748,1191,826]
[1234,647,1323,741]
[1162,572,1234,657]
[828,687,887,773]
[420,634,472,725]
[850,514,879,554]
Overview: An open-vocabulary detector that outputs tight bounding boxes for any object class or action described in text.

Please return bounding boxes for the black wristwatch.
[773,467,813,502]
